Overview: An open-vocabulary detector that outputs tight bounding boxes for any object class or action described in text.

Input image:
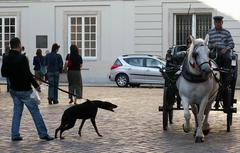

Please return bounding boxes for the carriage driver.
[207,16,235,111]
[208,16,234,69]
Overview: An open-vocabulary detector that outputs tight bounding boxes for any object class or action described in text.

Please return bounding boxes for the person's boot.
[48,99,53,105]
[69,98,73,104]
[74,97,77,105]
[53,100,59,104]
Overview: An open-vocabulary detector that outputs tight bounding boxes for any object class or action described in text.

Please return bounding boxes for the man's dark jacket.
[1,50,39,91]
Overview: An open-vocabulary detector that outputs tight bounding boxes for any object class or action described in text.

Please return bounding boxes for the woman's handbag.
[40,66,47,76]
[67,54,73,67]
[38,57,46,76]
[64,54,72,72]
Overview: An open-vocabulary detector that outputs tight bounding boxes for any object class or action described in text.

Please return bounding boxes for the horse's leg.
[181,97,191,133]
[202,103,212,135]
[195,97,208,143]
[191,104,198,136]
[203,88,218,135]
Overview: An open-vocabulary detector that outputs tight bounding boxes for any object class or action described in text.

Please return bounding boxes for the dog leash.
[34,75,79,97]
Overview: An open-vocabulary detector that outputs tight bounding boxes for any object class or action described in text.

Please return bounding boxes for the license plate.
[232,59,237,66]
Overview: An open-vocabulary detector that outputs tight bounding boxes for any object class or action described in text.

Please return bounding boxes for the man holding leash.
[1,37,53,141]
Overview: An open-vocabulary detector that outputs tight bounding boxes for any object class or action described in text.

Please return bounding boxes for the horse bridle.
[190,43,210,70]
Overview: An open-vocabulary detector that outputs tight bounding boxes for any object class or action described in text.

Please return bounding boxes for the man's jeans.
[47,72,60,101]
[10,90,49,139]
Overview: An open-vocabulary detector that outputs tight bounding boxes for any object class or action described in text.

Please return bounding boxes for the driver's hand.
[212,43,217,48]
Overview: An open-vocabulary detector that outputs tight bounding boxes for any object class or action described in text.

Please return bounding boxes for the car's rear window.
[124,58,144,67]
[114,59,122,66]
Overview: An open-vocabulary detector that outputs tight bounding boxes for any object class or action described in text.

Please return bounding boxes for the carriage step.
[158,106,173,112]
[159,106,163,111]
[233,99,237,104]
[232,107,237,113]
[223,107,237,113]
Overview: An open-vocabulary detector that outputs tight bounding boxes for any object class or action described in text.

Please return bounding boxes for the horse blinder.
[192,51,198,59]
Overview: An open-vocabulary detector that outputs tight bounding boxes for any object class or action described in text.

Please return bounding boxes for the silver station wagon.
[109,54,166,87]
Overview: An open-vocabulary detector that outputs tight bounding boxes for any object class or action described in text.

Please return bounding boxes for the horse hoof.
[195,136,204,143]
[203,129,210,135]
[182,124,190,133]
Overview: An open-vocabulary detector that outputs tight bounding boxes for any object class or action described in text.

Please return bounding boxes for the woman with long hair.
[65,44,83,104]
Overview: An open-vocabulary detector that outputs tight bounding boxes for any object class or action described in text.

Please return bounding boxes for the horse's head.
[188,35,211,76]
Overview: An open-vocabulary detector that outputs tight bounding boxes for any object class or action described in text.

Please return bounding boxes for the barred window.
[68,16,97,59]
[175,14,211,45]
[176,15,192,45]
[196,14,212,38]
[0,17,16,56]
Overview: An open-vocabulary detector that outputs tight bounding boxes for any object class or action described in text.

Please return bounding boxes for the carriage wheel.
[231,61,238,102]
[163,110,168,131]
[227,113,232,132]
[169,109,173,124]
[226,87,232,132]
[163,87,169,131]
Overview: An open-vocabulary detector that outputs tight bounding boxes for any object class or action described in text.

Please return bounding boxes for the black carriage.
[159,45,238,132]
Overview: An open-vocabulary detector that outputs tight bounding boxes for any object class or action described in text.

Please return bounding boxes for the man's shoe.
[48,99,53,105]
[40,135,54,141]
[12,136,23,141]
[53,100,59,104]
[69,99,73,104]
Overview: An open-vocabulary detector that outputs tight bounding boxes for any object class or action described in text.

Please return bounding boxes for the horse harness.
[182,43,213,83]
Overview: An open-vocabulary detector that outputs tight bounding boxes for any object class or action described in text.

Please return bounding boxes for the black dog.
[55,99,117,139]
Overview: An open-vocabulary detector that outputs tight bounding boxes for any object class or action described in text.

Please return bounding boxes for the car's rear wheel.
[116,74,129,87]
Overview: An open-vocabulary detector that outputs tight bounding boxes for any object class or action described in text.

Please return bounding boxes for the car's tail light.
[111,59,122,70]
[111,64,121,70]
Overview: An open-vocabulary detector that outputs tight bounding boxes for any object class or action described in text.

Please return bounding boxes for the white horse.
[176,36,219,143]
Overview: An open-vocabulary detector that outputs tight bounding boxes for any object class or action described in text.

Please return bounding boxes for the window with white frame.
[0,17,16,56]
[68,16,97,59]
[175,14,211,45]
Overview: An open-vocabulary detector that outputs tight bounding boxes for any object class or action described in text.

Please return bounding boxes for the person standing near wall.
[45,43,63,105]
[1,37,53,141]
[64,44,83,104]
[44,50,50,81]
[33,49,45,84]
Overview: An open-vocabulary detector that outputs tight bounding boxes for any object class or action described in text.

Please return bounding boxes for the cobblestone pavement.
[1,85,240,153]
